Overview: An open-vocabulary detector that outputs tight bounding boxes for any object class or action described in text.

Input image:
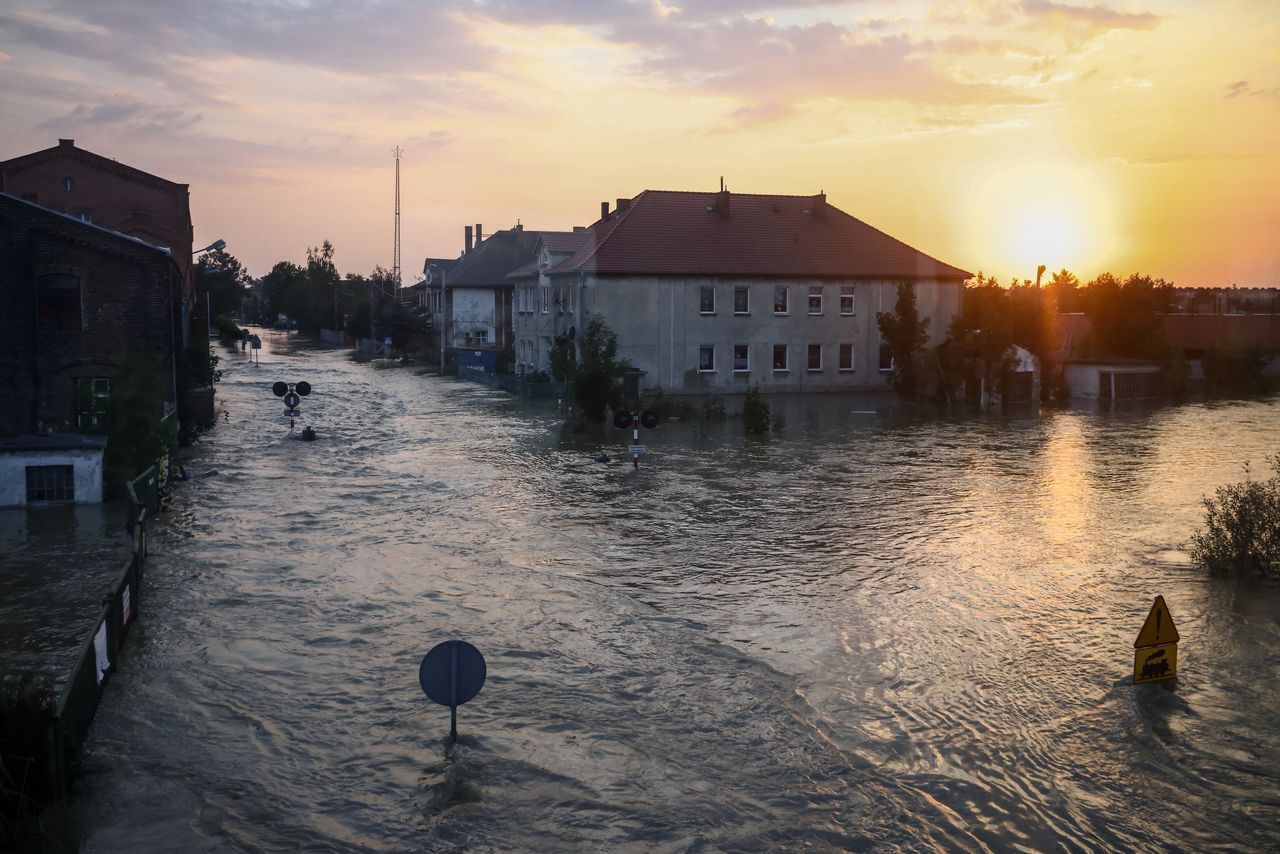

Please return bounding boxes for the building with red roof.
[511,188,971,393]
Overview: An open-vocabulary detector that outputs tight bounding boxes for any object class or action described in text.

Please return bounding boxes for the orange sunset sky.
[1,0,1277,286]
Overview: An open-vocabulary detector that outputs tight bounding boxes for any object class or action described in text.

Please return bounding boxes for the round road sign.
[272,381,288,397]
[283,392,301,408]
[419,640,486,708]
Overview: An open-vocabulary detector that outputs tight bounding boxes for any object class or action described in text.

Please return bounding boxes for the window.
[26,465,75,503]
[840,287,855,315]
[540,286,550,314]
[773,286,789,314]
[839,343,855,371]
[700,286,715,314]
[808,286,823,315]
[567,286,574,314]
[63,176,75,191]
[37,274,82,330]
[734,286,749,314]
[698,345,715,372]
[75,377,110,430]
[807,344,822,371]
[733,344,750,372]
[773,344,789,371]
[879,340,894,372]
[557,287,564,314]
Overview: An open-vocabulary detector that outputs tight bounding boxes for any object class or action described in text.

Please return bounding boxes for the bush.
[1,672,55,825]
[741,385,770,435]
[1189,456,1280,578]
[212,314,243,342]
[645,391,695,421]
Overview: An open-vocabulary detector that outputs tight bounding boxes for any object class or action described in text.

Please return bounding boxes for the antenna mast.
[392,145,403,301]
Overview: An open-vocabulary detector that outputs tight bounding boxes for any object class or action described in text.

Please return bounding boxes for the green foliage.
[1202,346,1274,395]
[549,333,577,382]
[1081,272,1174,359]
[1189,456,1280,579]
[105,356,167,493]
[573,315,629,422]
[876,282,931,396]
[644,390,696,421]
[701,394,727,422]
[195,249,252,319]
[949,273,1016,393]
[1,671,55,825]
[212,314,243,342]
[1048,268,1080,313]
[741,385,770,435]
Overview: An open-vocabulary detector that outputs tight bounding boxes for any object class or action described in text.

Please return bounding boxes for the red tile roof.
[549,190,971,280]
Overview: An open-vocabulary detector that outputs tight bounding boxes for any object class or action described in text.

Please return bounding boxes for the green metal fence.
[44,510,148,799]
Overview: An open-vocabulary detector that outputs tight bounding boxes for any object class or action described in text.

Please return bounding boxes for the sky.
[1,0,1277,286]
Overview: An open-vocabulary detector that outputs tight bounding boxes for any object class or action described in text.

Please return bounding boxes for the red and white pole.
[631,413,640,469]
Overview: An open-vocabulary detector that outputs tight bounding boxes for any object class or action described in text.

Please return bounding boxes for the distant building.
[1,139,196,339]
[425,225,578,373]
[512,189,971,393]
[508,230,591,374]
[1063,358,1161,400]
[0,193,181,506]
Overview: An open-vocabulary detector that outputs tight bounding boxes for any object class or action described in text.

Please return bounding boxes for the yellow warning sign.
[1134,595,1180,649]
[1133,643,1177,683]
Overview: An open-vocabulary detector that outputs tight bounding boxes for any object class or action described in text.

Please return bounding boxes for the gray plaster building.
[510,189,971,394]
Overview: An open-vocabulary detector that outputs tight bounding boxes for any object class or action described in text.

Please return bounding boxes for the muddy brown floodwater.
[55,330,1280,851]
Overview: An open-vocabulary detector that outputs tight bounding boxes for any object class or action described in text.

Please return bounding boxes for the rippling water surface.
[62,331,1280,852]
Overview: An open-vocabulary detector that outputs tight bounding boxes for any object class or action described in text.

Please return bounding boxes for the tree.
[549,333,577,382]
[948,273,1015,397]
[195,249,252,319]
[259,261,306,325]
[1081,272,1172,358]
[1047,268,1080,314]
[574,315,629,422]
[741,385,770,435]
[876,282,931,396]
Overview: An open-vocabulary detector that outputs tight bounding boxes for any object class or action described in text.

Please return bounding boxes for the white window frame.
[808,286,823,316]
[734,286,750,315]
[773,286,789,315]
[699,286,715,315]
[698,344,716,373]
[772,343,789,372]
[840,287,855,316]
[541,286,550,314]
[807,344,822,372]
[733,344,750,372]
[839,343,855,372]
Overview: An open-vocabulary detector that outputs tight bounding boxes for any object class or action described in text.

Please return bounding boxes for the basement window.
[26,465,75,503]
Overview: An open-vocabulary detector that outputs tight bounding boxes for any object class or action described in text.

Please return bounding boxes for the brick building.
[0,193,181,505]
[1,139,195,332]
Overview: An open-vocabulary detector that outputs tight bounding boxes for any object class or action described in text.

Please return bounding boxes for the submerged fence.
[44,502,150,799]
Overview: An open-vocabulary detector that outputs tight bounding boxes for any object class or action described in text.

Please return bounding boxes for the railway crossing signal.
[1133,595,1179,685]
[614,409,661,469]
[271,380,313,429]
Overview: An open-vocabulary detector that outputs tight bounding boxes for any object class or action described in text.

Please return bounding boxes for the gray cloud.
[38,99,203,134]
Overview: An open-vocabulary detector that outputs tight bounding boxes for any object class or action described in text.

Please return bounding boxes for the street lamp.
[425,262,448,376]
[194,239,227,339]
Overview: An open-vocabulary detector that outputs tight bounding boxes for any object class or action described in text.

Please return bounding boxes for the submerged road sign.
[419,640,486,743]
[1133,595,1179,685]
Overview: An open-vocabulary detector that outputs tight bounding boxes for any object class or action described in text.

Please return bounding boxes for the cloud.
[1021,1,1160,32]
[1224,79,1279,100]
[38,99,202,134]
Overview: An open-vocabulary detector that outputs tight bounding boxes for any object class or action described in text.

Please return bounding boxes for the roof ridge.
[1,191,174,255]
[558,191,648,272]
[3,143,188,193]
[639,189,827,199]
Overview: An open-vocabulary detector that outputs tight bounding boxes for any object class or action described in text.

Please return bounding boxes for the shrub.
[1188,456,1280,578]
[741,385,770,435]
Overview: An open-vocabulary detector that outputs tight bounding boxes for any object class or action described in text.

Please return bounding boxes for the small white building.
[1063,358,1161,400]
[0,433,108,507]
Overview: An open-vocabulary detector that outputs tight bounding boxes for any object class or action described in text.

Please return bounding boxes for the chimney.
[465,225,473,254]
[572,226,585,233]
[58,138,74,148]
[615,197,631,213]
[714,188,730,217]
[601,201,610,220]
[475,223,483,245]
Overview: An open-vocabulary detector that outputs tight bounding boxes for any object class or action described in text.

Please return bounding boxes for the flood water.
[60,330,1280,852]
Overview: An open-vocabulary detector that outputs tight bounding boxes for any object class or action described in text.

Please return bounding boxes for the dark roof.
[1,192,175,258]
[2,139,188,194]
[0,432,108,451]
[548,190,971,279]
[506,231,590,280]
[444,228,578,287]
[422,256,460,277]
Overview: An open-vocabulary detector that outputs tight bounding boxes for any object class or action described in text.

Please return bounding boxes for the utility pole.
[392,145,403,302]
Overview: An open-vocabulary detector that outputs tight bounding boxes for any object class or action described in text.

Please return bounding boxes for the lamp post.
[426,262,448,376]
[194,239,227,339]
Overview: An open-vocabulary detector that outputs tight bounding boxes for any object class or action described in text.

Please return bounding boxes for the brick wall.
[0,194,177,434]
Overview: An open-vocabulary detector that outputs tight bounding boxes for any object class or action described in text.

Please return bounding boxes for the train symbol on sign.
[1141,649,1169,679]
